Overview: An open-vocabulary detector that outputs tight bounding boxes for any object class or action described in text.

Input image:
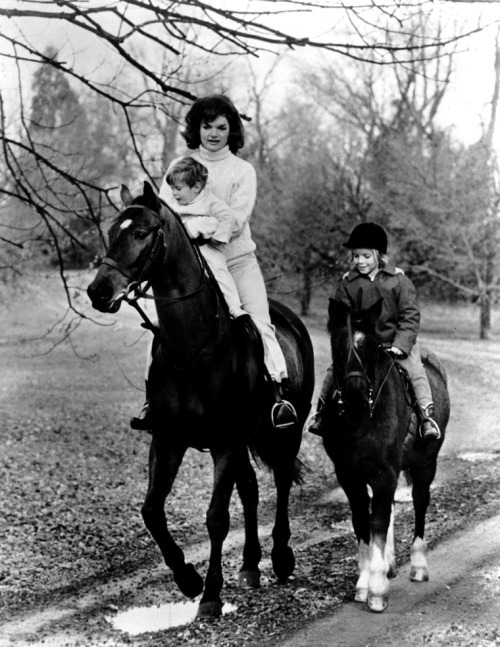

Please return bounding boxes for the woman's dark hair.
[182,95,245,153]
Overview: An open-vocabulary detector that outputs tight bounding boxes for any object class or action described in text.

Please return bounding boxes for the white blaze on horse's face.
[120,219,133,230]
[353,331,365,349]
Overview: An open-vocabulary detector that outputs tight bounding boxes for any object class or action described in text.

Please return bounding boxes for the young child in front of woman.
[306,222,441,441]
[163,156,245,320]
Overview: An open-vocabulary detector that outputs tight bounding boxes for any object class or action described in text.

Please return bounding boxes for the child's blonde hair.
[350,249,388,268]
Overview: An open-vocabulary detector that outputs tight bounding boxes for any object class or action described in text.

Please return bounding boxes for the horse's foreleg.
[197,448,238,619]
[367,472,398,613]
[141,440,203,599]
[409,469,434,582]
[235,452,262,589]
[339,477,371,603]
[271,462,296,582]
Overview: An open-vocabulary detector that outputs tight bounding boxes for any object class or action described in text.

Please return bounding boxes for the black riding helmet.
[342,222,388,254]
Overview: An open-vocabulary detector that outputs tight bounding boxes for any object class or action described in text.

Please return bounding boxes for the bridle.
[97,200,220,363]
[335,313,395,419]
[101,203,207,314]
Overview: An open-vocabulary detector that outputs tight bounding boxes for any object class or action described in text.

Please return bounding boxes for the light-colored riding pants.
[201,244,244,319]
[227,251,288,382]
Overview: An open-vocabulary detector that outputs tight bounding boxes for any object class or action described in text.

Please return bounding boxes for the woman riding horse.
[132,94,297,432]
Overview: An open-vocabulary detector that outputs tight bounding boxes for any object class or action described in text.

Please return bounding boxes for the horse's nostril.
[87,280,114,304]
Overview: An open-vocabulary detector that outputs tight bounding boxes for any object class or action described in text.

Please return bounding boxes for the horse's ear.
[143,181,160,209]
[121,185,133,206]
[328,298,350,331]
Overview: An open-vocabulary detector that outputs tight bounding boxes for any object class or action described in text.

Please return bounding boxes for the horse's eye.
[134,230,149,241]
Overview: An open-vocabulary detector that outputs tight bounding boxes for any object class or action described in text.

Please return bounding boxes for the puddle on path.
[107,600,237,635]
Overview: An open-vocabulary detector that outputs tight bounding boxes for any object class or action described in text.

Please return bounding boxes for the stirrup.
[130,402,152,431]
[304,410,323,436]
[271,400,298,429]
[420,417,441,441]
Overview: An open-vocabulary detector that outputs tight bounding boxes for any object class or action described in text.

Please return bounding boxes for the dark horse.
[322,298,450,612]
[87,182,314,618]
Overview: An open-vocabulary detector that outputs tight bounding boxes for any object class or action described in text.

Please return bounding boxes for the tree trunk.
[300,270,312,317]
[480,292,491,340]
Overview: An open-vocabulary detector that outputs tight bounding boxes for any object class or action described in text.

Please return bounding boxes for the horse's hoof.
[271,546,295,582]
[238,569,261,588]
[354,588,368,603]
[196,600,223,619]
[368,593,388,613]
[410,566,429,582]
[174,563,204,598]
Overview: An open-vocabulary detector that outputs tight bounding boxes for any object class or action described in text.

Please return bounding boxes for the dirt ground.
[1,274,500,647]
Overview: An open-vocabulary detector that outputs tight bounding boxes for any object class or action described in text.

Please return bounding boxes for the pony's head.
[87,181,170,313]
[327,297,383,423]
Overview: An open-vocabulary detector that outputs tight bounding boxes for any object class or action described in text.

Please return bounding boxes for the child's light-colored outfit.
[323,263,432,409]
[162,188,244,319]
[160,146,288,382]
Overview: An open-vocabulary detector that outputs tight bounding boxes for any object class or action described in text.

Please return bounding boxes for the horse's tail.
[249,442,306,485]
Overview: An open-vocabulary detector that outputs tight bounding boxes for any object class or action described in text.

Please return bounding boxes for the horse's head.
[327,297,383,421]
[88,182,171,313]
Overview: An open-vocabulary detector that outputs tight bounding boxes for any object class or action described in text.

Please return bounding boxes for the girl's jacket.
[333,263,420,357]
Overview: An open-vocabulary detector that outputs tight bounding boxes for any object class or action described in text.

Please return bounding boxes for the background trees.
[1,1,499,335]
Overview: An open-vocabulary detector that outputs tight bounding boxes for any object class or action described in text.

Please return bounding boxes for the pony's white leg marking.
[410,536,429,582]
[368,540,389,612]
[385,504,397,578]
[355,539,370,602]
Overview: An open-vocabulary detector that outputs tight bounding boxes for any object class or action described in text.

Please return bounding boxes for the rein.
[336,314,396,419]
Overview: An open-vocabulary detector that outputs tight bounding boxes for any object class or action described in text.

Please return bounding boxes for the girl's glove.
[388,346,406,358]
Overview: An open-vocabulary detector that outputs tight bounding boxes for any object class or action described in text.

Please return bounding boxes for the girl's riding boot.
[420,403,441,441]
[130,396,152,431]
[271,378,298,429]
[305,398,325,436]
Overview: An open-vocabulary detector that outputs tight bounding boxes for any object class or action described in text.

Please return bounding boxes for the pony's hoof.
[410,566,429,582]
[271,546,295,582]
[196,600,223,619]
[354,588,368,603]
[368,593,388,613]
[174,563,204,598]
[238,569,261,588]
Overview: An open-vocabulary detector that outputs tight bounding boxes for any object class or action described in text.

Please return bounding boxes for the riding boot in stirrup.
[420,404,441,441]
[305,398,325,436]
[271,378,298,430]
[130,401,152,431]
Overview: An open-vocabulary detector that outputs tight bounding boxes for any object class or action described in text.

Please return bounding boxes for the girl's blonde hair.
[351,249,388,268]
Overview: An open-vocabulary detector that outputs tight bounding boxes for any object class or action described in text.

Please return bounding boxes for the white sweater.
[162,188,233,245]
[159,146,257,261]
